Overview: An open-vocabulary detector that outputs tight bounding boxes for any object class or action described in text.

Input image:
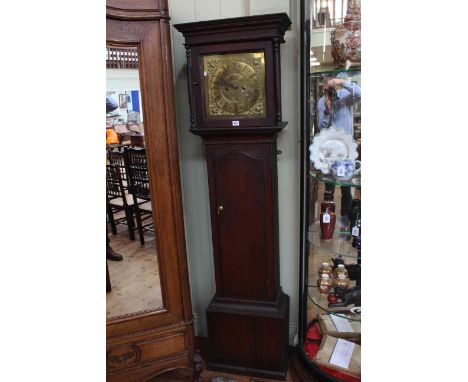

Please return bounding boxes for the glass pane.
[310,170,361,188]
[106,45,163,319]
[302,65,362,378]
[306,176,361,323]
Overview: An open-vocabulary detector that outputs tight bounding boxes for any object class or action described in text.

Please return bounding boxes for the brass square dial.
[203,52,266,118]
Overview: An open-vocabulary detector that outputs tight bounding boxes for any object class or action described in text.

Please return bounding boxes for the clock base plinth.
[206,290,290,380]
[206,360,287,381]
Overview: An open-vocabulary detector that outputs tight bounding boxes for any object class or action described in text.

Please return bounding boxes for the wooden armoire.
[106,1,200,381]
[175,13,291,380]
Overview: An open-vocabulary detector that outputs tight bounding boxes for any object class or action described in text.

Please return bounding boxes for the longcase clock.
[175,13,291,380]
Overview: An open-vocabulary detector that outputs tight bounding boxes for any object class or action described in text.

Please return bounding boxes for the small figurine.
[328,286,361,308]
[331,256,361,283]
[352,235,361,250]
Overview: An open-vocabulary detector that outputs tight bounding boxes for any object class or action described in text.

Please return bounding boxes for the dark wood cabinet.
[204,136,289,379]
[175,13,291,380]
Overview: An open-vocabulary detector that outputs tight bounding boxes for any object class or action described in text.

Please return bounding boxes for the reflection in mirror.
[106,45,163,319]
[307,71,361,324]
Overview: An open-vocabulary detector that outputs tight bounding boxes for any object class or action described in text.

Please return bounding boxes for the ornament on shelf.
[352,235,361,250]
[331,256,361,283]
[330,0,361,66]
[351,211,361,250]
[318,262,334,279]
[328,286,361,308]
[334,263,348,279]
[320,190,336,240]
[318,274,334,295]
[334,273,350,289]
[348,199,361,230]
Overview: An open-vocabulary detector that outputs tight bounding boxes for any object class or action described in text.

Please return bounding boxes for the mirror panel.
[106,45,163,320]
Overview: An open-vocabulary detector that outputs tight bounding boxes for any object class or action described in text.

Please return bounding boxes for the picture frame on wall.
[119,93,128,108]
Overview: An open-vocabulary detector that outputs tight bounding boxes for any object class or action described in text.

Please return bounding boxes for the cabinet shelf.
[308,67,361,77]
[309,171,361,188]
[308,230,360,259]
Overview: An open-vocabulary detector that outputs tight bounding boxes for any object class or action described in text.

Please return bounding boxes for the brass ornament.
[203,52,266,118]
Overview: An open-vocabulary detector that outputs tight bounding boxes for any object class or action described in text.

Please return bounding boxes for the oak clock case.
[175,13,291,380]
[181,15,290,132]
[106,2,199,382]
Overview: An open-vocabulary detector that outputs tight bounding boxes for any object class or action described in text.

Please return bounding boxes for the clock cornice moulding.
[174,13,291,46]
[189,123,287,137]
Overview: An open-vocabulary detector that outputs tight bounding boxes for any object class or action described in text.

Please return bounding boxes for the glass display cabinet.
[294,1,362,381]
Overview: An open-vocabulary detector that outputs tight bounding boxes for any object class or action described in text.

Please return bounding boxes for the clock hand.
[218,78,237,90]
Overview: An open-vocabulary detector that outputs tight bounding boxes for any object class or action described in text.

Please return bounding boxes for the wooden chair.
[106,164,135,240]
[107,147,129,190]
[125,147,154,245]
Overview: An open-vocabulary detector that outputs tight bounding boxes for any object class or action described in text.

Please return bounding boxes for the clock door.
[205,142,278,301]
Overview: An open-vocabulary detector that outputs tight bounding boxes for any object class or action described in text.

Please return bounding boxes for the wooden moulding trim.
[107,318,194,344]
[175,13,291,35]
[202,135,278,145]
[157,20,195,324]
[107,350,192,378]
[137,26,185,321]
[107,307,169,324]
[208,290,289,318]
[106,6,169,21]
[189,122,288,137]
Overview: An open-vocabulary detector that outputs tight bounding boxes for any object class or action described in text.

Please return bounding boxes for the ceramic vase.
[352,235,361,250]
[320,198,336,240]
[348,199,361,230]
[330,0,361,66]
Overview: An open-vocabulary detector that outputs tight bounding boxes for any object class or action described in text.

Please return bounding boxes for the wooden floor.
[106,221,163,319]
[199,367,301,382]
[148,367,301,382]
[148,339,302,382]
